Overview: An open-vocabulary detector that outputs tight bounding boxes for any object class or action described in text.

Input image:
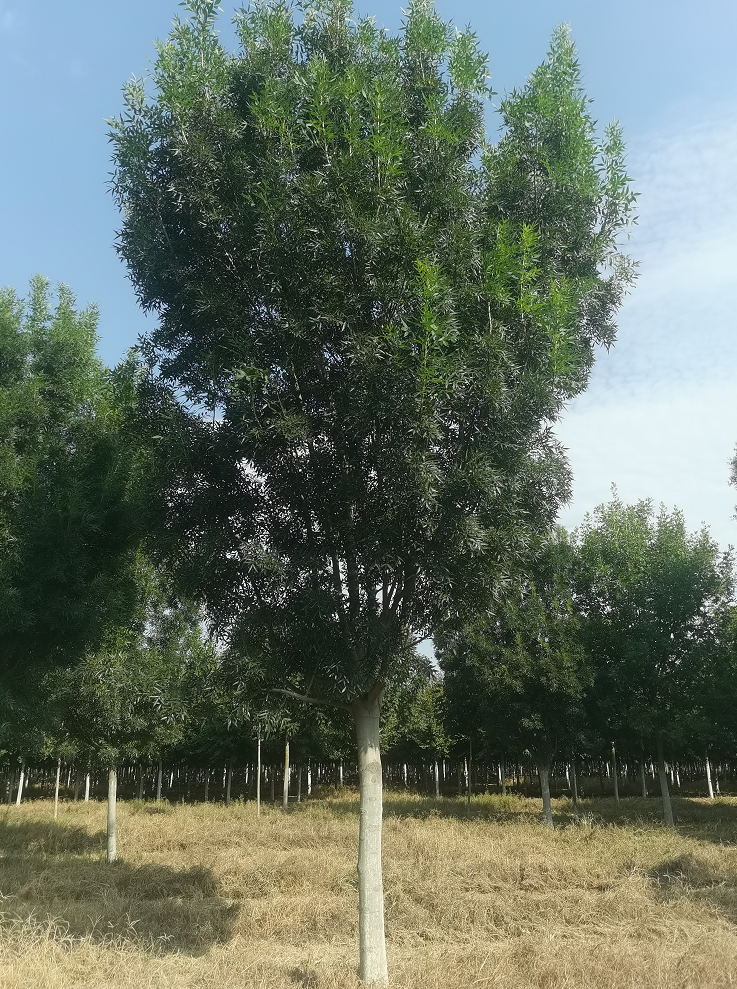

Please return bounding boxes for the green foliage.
[440,528,590,763]
[109,1,635,708]
[576,492,735,753]
[0,278,140,692]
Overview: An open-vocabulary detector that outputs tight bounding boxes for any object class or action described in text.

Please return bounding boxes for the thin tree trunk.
[15,760,25,806]
[501,757,507,797]
[307,757,312,797]
[54,757,61,820]
[283,739,290,810]
[84,767,91,802]
[611,744,620,806]
[107,767,117,863]
[339,759,344,787]
[156,758,163,802]
[656,733,675,828]
[570,757,580,824]
[204,766,210,803]
[257,727,262,817]
[706,752,715,799]
[297,763,302,803]
[466,739,472,818]
[434,758,439,798]
[6,769,14,805]
[226,759,233,807]
[640,758,648,798]
[270,766,275,803]
[352,690,388,986]
[73,768,81,802]
[137,763,144,800]
[538,761,554,829]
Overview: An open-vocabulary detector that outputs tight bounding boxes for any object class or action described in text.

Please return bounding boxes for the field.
[0,790,736,988]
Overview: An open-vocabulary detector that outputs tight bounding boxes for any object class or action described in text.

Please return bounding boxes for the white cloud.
[556,104,737,549]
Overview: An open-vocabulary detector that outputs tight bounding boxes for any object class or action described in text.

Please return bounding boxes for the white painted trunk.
[136,763,144,800]
[204,767,210,803]
[501,758,507,797]
[307,758,312,797]
[15,761,25,806]
[54,758,61,820]
[283,740,290,810]
[107,768,117,863]
[84,770,91,802]
[339,760,344,787]
[257,729,262,817]
[656,735,674,828]
[297,763,302,803]
[434,759,439,798]
[538,762,554,829]
[156,759,163,802]
[352,692,388,986]
[706,753,714,799]
[226,760,233,806]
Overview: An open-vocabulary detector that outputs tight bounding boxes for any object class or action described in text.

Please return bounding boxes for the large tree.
[109,1,635,981]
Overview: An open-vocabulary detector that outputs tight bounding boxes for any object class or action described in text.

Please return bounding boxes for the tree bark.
[257,727,262,817]
[352,690,388,986]
[107,767,117,863]
[537,761,554,829]
[656,733,674,828]
[706,753,715,799]
[156,758,163,802]
[570,757,580,824]
[434,758,439,798]
[54,757,61,820]
[15,760,25,806]
[297,762,302,803]
[611,744,620,806]
[640,759,648,798]
[84,767,91,802]
[283,739,290,810]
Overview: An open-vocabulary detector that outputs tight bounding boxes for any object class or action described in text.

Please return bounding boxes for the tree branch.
[270,687,351,712]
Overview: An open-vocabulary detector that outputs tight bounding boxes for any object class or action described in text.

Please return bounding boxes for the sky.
[1,0,736,551]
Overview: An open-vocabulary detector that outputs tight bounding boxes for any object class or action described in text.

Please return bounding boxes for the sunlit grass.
[0,790,736,987]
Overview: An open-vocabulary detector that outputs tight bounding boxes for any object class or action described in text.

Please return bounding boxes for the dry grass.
[0,790,736,987]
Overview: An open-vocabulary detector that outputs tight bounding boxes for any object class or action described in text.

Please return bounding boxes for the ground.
[0,790,736,988]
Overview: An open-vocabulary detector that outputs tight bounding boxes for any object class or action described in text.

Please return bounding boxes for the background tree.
[576,494,734,826]
[109,1,635,981]
[440,529,590,826]
[0,277,141,695]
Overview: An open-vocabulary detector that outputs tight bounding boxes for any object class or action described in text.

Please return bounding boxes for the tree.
[109,1,635,980]
[441,529,590,827]
[0,277,140,694]
[576,494,734,826]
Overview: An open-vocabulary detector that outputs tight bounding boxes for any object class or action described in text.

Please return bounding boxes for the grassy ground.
[0,790,736,988]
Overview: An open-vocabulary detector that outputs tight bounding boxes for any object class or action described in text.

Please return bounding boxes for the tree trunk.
[15,760,25,806]
[352,691,388,987]
[84,767,91,802]
[339,759,344,787]
[307,757,312,797]
[137,763,144,800]
[656,733,675,828]
[226,759,233,807]
[6,769,14,805]
[611,744,620,806]
[54,757,61,820]
[570,757,580,824]
[501,758,507,796]
[434,758,439,798]
[156,758,163,802]
[73,768,81,802]
[537,761,554,829]
[706,753,715,799]
[107,767,118,863]
[640,759,648,798]
[204,766,210,803]
[270,766,275,803]
[297,762,302,803]
[283,739,290,810]
[257,727,262,817]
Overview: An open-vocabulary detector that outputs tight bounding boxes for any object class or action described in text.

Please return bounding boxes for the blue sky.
[1,0,736,550]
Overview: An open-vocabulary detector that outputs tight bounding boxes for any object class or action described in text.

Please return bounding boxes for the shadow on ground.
[0,817,237,954]
[648,852,737,925]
